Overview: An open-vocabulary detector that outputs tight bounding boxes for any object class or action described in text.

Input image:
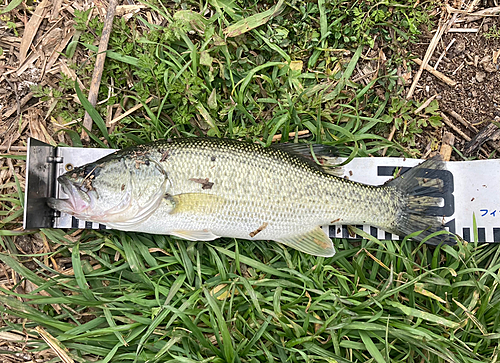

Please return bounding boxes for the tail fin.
[386,156,453,245]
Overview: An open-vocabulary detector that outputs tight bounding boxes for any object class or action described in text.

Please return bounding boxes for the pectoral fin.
[277,226,335,257]
[170,230,220,241]
[168,193,224,214]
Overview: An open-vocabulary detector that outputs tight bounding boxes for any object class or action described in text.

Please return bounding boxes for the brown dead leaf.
[19,0,50,63]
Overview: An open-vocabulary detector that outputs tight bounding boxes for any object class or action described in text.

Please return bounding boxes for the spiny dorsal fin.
[277,226,335,257]
[270,143,342,176]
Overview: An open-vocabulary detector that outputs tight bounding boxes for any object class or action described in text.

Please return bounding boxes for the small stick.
[81,0,119,141]
[448,28,479,33]
[0,145,27,152]
[447,110,478,132]
[407,20,448,99]
[434,38,456,70]
[271,130,310,142]
[452,61,465,75]
[381,124,396,156]
[2,92,35,119]
[109,96,154,124]
[441,112,471,141]
[412,58,457,86]
[414,94,438,114]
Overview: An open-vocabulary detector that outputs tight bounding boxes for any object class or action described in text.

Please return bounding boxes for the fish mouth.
[47,175,92,216]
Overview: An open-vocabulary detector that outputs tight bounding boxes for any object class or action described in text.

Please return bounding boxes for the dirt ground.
[412,13,500,157]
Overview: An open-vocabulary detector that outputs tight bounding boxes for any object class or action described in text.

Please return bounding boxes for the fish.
[48,138,449,257]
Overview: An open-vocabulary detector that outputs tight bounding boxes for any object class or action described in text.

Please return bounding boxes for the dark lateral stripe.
[342,226,349,239]
[478,228,486,243]
[370,226,378,238]
[99,224,107,230]
[85,221,93,229]
[385,232,392,240]
[462,228,470,242]
[72,217,79,229]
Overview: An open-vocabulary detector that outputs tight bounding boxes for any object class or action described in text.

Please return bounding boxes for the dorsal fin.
[270,143,342,176]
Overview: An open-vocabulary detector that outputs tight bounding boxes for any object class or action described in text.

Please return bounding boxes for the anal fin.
[277,226,335,257]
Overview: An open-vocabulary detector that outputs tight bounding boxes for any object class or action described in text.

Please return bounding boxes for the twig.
[463,122,500,156]
[271,130,310,142]
[406,19,449,99]
[109,96,154,124]
[446,110,478,133]
[2,92,35,119]
[434,38,456,70]
[414,94,438,114]
[448,28,479,33]
[3,77,21,118]
[441,112,471,141]
[381,125,396,156]
[452,61,465,75]
[0,146,27,152]
[81,0,119,141]
[412,58,457,86]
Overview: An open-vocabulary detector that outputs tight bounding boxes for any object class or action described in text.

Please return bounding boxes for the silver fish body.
[48,138,447,256]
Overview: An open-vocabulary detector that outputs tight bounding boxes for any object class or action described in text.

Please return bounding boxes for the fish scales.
[140,139,397,235]
[48,138,449,256]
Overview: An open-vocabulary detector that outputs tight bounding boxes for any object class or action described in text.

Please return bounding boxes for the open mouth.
[47,176,92,216]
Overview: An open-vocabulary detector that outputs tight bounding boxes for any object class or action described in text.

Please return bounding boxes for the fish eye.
[65,163,74,171]
[84,164,100,177]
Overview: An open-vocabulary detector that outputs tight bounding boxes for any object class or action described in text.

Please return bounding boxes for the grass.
[2,230,500,362]
[2,0,500,362]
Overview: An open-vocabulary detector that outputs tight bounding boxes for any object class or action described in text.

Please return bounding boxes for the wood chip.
[439,131,455,161]
[493,50,500,65]
[49,0,64,22]
[45,28,75,72]
[116,5,147,17]
[2,91,35,119]
[463,122,500,156]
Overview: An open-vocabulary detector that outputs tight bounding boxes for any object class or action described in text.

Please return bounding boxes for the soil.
[411,15,500,156]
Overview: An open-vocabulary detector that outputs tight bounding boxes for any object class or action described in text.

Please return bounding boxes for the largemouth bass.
[48,138,448,256]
